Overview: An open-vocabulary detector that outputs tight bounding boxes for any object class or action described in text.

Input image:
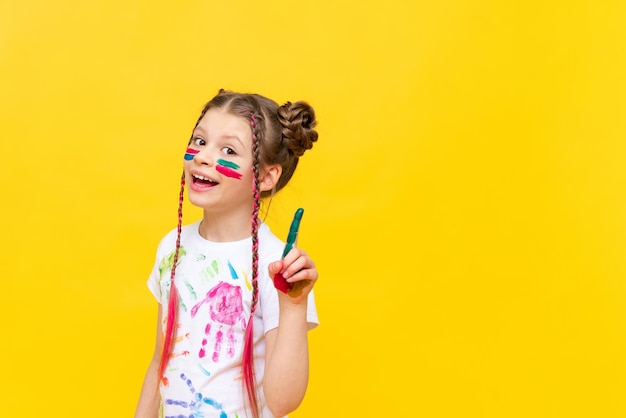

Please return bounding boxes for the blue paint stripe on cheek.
[184,148,199,161]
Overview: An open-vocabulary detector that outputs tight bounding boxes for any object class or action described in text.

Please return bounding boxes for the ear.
[260,164,282,192]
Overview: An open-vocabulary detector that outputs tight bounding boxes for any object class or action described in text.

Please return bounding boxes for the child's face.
[184,108,256,215]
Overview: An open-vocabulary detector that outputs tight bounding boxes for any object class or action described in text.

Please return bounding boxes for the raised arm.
[263,248,318,417]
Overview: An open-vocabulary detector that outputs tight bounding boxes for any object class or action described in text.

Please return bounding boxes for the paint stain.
[163,373,227,417]
[159,247,187,280]
[184,280,197,300]
[216,160,242,180]
[202,260,220,280]
[198,364,211,376]
[199,323,211,359]
[216,159,240,170]
[243,271,252,291]
[227,261,238,279]
[190,282,246,363]
[184,148,199,161]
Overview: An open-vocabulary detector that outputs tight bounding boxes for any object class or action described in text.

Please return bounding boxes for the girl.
[135,90,320,418]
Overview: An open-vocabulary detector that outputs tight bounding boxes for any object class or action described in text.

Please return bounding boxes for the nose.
[190,147,214,166]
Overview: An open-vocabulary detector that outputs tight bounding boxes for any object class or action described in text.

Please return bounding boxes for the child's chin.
[187,193,216,209]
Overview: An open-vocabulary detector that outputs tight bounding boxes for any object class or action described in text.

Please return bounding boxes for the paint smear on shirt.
[227,261,238,279]
[243,271,252,291]
[184,280,197,300]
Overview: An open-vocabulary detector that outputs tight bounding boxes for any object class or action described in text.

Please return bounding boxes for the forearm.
[135,358,161,418]
[263,303,310,416]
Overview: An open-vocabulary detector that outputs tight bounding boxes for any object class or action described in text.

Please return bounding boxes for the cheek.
[216,159,243,180]
[216,164,243,180]
[184,148,199,161]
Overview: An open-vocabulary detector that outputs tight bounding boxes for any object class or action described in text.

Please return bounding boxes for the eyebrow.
[221,134,245,148]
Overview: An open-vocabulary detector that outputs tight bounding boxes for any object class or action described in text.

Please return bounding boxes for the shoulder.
[155,220,201,254]
[258,223,284,257]
[259,222,282,244]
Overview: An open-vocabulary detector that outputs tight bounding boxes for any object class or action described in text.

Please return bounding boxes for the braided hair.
[158,106,209,384]
[159,89,318,417]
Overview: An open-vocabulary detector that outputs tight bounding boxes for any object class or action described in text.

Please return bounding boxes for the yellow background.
[2,0,626,416]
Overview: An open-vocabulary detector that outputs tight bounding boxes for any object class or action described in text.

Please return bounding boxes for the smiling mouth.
[192,173,218,187]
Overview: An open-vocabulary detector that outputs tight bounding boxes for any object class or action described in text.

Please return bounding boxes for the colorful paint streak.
[171,350,190,358]
[184,280,197,300]
[198,364,211,376]
[243,271,252,291]
[199,323,211,359]
[201,259,221,281]
[184,148,199,161]
[164,373,227,418]
[216,159,242,180]
[216,159,240,170]
[159,247,187,280]
[190,282,246,362]
[227,260,238,279]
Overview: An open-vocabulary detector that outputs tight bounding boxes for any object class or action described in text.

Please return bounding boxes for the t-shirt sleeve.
[147,256,162,303]
[147,236,169,304]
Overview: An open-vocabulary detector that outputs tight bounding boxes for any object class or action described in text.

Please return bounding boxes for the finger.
[287,267,318,284]
[281,254,313,279]
[281,248,307,269]
[286,271,318,298]
[268,260,284,277]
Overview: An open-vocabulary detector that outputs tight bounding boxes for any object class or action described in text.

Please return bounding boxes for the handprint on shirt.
[164,373,227,418]
[190,281,247,362]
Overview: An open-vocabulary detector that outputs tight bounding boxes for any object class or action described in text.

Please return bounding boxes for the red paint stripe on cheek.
[184,148,200,161]
[216,164,243,180]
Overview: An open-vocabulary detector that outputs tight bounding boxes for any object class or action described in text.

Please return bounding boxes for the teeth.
[193,174,211,181]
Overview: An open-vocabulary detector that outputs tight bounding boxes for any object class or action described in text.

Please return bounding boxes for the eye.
[191,137,206,147]
[221,146,237,156]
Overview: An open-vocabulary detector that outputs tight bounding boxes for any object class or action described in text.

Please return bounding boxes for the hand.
[268,248,318,303]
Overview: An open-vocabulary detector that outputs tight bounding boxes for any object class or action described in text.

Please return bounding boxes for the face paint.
[184,148,199,161]
[216,159,242,180]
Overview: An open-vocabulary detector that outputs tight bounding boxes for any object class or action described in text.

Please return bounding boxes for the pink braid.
[243,113,262,417]
[158,170,186,384]
[159,106,209,385]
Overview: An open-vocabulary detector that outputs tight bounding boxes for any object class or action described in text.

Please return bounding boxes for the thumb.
[268,260,284,277]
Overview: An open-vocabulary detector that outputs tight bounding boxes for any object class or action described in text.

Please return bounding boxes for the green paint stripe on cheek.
[216,159,240,170]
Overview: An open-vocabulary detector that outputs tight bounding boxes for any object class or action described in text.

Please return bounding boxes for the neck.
[198,206,256,242]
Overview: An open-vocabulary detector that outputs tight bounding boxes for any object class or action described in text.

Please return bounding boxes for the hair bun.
[277,101,318,157]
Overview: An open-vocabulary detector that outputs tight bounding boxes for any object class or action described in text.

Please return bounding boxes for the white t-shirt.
[148,221,319,418]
